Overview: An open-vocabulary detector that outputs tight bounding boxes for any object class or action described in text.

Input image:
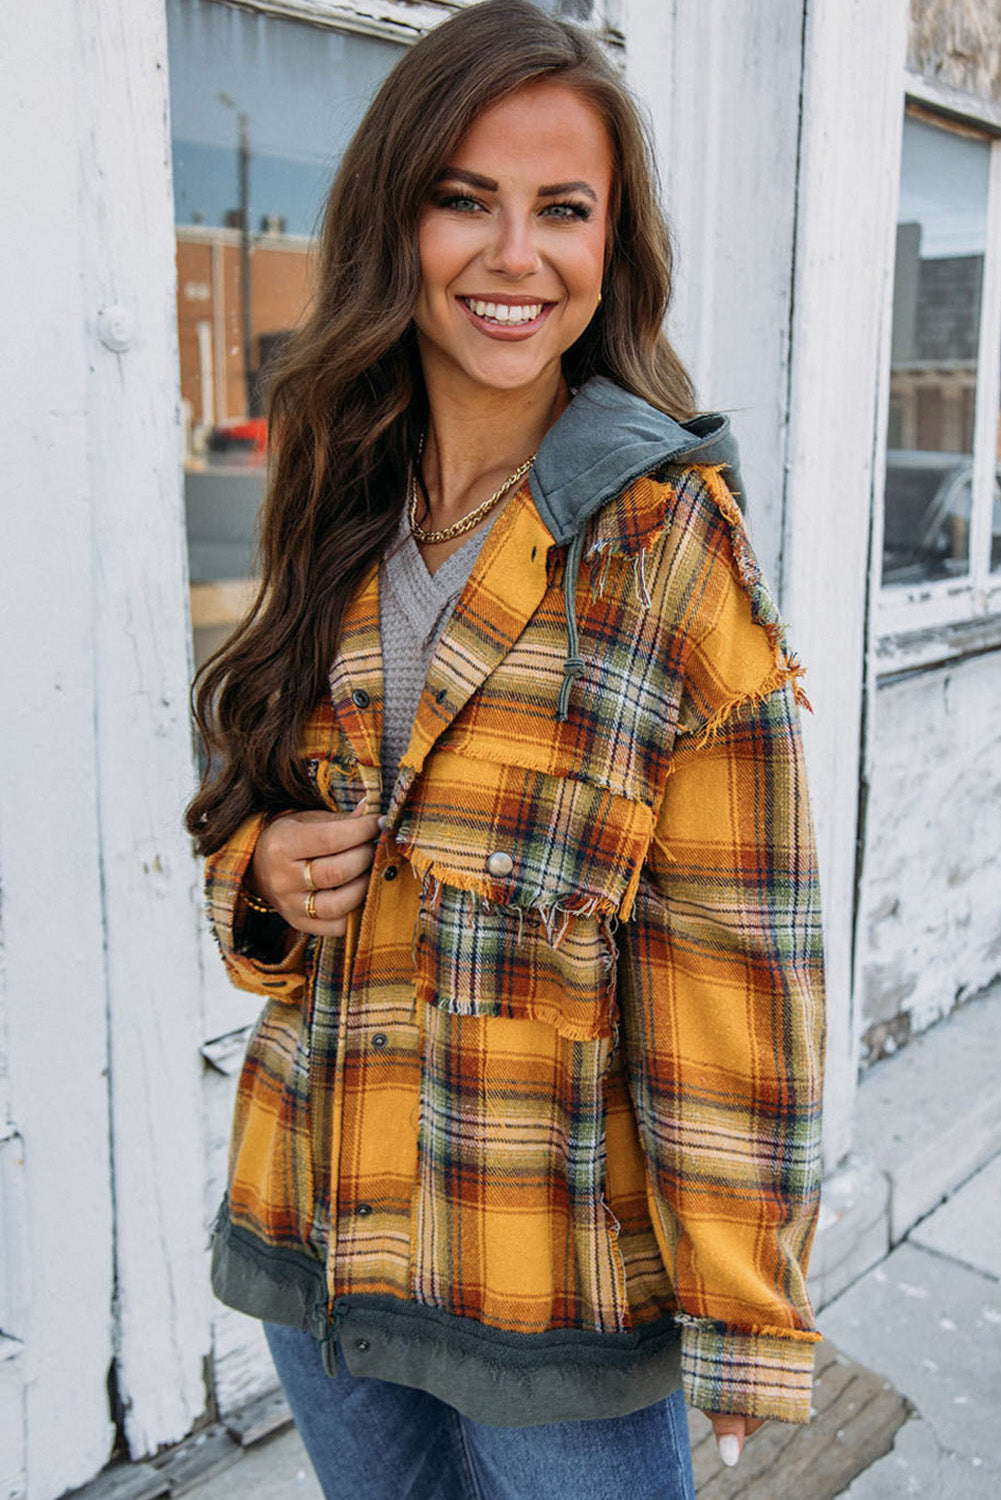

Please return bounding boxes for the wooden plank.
[684,1342,910,1500]
[67,1464,171,1500]
[220,0,620,46]
[631,0,905,1170]
[0,6,119,1494]
[75,0,214,1458]
[151,1429,241,1495]
[783,0,912,1170]
[627,0,805,593]
[223,1389,293,1447]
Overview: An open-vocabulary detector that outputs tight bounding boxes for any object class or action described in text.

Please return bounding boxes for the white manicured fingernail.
[377,815,388,831]
[717,1435,740,1468]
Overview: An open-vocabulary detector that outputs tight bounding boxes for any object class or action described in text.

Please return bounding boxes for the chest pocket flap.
[391,751,654,1040]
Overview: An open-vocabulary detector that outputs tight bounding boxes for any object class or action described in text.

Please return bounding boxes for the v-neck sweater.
[378,511,493,812]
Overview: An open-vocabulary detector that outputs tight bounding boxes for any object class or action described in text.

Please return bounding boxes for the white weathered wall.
[1,0,214,1492]
[628,0,912,1170]
[860,656,1001,1062]
[857,0,1001,1069]
[81,0,214,1461]
[243,0,622,43]
[783,0,911,1168]
[627,0,804,592]
[0,7,118,1493]
[1,8,117,1488]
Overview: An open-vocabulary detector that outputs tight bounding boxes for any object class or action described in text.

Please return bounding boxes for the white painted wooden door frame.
[2,1,211,1493]
[81,0,213,1463]
[627,0,912,1171]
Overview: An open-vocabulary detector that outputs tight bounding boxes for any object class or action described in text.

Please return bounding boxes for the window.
[166,0,405,669]
[880,105,1001,635]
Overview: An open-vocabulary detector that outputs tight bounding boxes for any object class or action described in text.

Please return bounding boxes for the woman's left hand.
[703,1412,765,1468]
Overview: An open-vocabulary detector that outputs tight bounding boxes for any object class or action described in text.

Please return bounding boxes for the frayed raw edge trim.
[416,987,613,1043]
[695,463,813,698]
[617,849,645,922]
[675,1312,822,1344]
[686,659,812,754]
[400,843,622,947]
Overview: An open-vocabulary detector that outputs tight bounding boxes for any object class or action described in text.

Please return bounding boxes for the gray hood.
[529,376,745,545]
[525,376,745,722]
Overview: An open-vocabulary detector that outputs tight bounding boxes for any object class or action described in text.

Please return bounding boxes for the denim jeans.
[264,1322,695,1500]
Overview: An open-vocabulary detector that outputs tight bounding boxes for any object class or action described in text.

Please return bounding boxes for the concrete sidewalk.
[74,985,1001,1500]
[823,1151,1001,1498]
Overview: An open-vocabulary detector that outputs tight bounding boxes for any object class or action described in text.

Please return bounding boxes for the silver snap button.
[486,850,514,878]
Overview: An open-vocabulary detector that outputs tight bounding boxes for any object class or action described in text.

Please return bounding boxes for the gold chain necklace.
[408,435,536,545]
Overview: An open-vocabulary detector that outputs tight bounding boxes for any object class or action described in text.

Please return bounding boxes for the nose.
[482,207,541,278]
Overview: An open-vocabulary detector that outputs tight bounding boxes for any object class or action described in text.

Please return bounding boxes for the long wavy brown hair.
[186,0,697,855]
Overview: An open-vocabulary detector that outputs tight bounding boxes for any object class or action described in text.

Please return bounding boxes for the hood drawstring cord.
[556,530,587,722]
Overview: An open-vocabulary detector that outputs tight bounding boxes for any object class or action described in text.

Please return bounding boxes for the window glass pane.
[166,0,404,668]
[883,114,991,586]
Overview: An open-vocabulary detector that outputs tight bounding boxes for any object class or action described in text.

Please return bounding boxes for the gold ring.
[303,859,315,892]
[304,890,318,921]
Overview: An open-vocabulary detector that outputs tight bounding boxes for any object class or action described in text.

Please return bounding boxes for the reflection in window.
[883,114,991,586]
[166,0,404,667]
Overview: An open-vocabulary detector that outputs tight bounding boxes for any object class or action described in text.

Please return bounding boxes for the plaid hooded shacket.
[206,379,826,1428]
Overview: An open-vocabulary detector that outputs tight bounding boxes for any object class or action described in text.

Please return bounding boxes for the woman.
[188,3,825,1495]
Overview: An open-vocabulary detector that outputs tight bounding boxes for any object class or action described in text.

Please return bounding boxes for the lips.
[461,297,547,326]
[457,296,556,339]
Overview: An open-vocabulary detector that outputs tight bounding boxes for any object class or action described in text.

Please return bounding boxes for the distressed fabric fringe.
[585,466,812,754]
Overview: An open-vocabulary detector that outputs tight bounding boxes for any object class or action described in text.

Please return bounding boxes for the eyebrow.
[435,167,598,203]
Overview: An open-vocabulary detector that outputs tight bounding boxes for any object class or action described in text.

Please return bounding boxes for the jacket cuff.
[680,1318,820,1424]
[205,812,307,1002]
[231,896,309,996]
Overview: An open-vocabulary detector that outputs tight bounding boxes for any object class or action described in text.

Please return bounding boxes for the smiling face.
[414,79,614,402]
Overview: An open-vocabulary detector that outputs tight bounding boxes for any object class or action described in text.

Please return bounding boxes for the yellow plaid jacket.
[206,408,825,1427]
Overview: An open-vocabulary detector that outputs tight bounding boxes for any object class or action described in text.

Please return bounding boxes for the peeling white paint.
[861,653,1001,1052]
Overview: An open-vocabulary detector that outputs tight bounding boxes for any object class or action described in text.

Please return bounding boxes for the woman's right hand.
[248,798,383,938]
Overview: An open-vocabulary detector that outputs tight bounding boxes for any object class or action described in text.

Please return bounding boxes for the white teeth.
[465,298,543,325]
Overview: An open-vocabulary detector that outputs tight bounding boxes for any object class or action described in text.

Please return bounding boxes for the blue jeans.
[264,1322,695,1500]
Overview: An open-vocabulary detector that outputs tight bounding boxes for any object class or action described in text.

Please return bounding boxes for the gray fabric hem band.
[336,1299,682,1427]
[210,1212,683,1427]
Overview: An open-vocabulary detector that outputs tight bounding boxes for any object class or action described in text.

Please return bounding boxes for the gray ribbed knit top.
[378,509,494,812]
